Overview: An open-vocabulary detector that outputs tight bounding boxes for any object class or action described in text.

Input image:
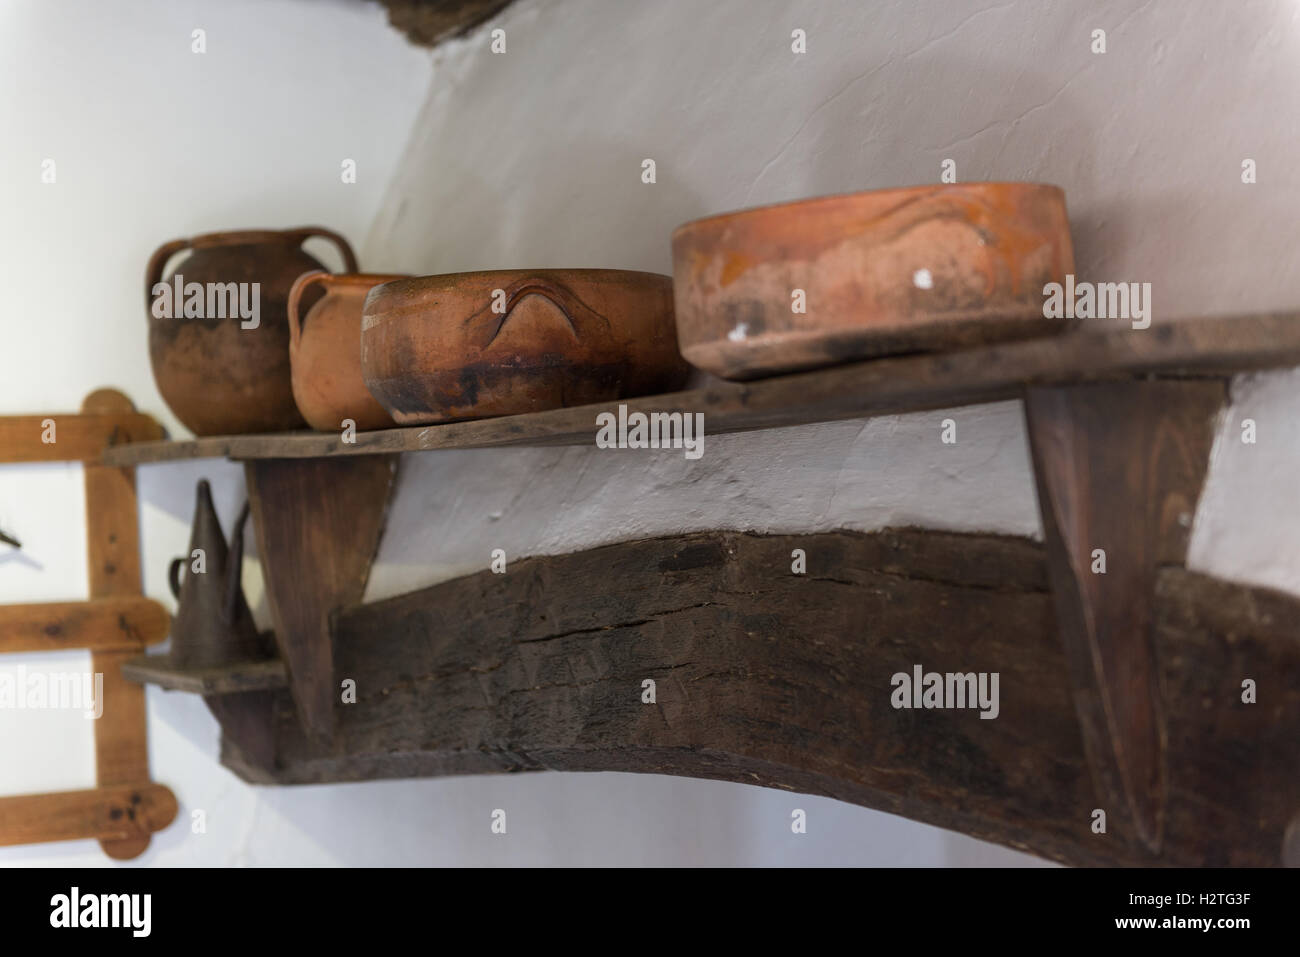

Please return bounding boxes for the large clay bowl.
[671,183,1075,380]
[288,271,408,432]
[361,269,690,424]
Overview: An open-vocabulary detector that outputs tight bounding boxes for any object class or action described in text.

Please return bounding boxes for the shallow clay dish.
[360,270,690,424]
[671,183,1074,380]
[288,271,408,432]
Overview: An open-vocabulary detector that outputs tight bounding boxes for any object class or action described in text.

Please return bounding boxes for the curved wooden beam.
[218,528,1300,867]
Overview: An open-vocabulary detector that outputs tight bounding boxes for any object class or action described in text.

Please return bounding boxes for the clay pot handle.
[145,238,192,311]
[287,271,330,350]
[168,556,185,600]
[289,226,359,273]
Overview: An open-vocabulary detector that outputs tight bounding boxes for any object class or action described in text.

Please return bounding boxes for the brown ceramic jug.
[145,227,358,435]
[287,271,407,432]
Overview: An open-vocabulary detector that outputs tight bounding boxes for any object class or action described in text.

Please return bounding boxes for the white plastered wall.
[4,0,1298,865]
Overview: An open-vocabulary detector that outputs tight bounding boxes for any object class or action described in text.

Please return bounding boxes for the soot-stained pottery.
[145,227,358,435]
[360,269,690,424]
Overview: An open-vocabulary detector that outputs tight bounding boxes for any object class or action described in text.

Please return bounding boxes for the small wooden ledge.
[121,654,287,695]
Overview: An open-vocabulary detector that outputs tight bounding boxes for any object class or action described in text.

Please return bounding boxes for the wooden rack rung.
[0,783,178,847]
[0,598,170,654]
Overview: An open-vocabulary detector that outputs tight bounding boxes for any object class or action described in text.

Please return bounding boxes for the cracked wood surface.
[220,528,1300,866]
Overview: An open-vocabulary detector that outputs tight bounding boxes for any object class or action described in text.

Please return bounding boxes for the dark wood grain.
[104,312,1300,465]
[244,456,398,741]
[121,655,287,695]
[1024,380,1225,852]
[1154,570,1300,866]
[216,527,1300,866]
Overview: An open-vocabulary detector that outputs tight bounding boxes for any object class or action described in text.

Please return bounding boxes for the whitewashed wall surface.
[3,0,1298,865]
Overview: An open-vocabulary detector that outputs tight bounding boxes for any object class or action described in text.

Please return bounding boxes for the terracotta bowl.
[670,183,1075,380]
[360,269,691,424]
[288,271,408,432]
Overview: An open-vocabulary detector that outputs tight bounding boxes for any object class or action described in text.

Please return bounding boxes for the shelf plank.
[121,653,287,695]
[102,312,1300,466]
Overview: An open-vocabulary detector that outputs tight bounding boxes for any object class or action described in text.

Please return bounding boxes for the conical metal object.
[168,479,266,668]
[122,479,284,773]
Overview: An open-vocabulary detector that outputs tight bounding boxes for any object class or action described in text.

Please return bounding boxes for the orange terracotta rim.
[367,268,672,305]
[377,267,672,288]
[313,272,410,287]
[288,272,411,349]
[671,182,1068,238]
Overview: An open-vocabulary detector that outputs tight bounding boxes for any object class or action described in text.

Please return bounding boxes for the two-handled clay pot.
[287,272,407,432]
[145,227,358,435]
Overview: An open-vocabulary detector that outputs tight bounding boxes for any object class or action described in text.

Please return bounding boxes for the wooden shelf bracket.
[244,456,399,742]
[1024,379,1227,853]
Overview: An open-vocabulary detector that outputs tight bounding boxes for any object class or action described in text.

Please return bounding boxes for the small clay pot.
[671,183,1075,380]
[288,272,407,432]
[145,227,358,435]
[361,270,690,424]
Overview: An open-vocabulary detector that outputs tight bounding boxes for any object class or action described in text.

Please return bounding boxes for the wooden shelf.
[103,312,1300,466]
[105,313,1300,866]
